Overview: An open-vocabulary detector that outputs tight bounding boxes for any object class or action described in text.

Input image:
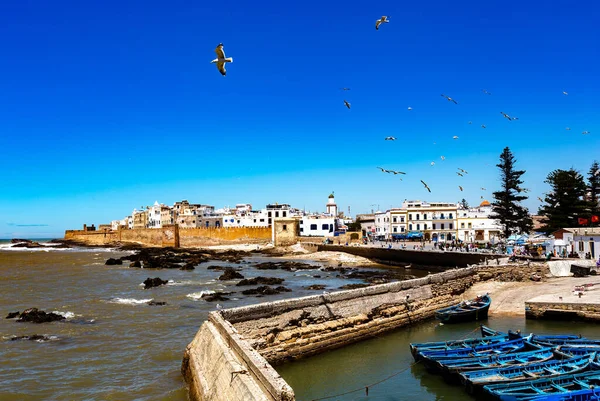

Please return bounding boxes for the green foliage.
[538,168,588,234]
[588,161,600,217]
[489,147,533,238]
[460,198,469,209]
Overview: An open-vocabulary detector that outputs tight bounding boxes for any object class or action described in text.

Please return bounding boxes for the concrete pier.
[526,278,600,320]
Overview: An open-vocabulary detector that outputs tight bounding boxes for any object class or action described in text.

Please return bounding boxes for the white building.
[222,208,269,228]
[554,228,600,259]
[111,217,129,231]
[147,201,163,228]
[456,200,503,243]
[299,215,337,237]
[374,210,391,239]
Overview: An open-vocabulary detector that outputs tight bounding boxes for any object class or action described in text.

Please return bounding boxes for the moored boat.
[483,370,600,401]
[531,336,600,348]
[435,294,491,323]
[419,337,529,365]
[460,353,595,395]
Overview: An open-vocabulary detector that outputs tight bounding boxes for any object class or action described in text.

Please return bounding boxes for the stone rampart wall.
[526,301,600,321]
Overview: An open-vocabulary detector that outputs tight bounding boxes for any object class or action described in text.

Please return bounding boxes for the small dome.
[328,193,335,199]
[480,200,491,207]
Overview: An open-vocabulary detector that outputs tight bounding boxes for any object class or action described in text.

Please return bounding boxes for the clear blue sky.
[1,0,598,238]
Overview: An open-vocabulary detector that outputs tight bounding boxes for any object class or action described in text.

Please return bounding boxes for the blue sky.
[0,0,598,238]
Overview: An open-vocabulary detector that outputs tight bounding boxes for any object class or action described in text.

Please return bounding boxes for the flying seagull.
[340,87,351,91]
[377,166,389,173]
[407,106,413,110]
[482,89,492,95]
[211,43,233,76]
[440,156,445,161]
[468,121,473,125]
[421,180,431,193]
[481,187,486,191]
[453,135,459,140]
[501,111,518,121]
[459,186,463,191]
[458,168,468,174]
[582,131,591,135]
[566,127,571,131]
[430,161,435,166]
[375,16,389,30]
[562,91,568,95]
[457,172,464,177]
[441,94,458,104]
[537,197,544,202]
[385,136,396,141]
[343,100,351,109]
[481,124,487,129]
[390,169,406,175]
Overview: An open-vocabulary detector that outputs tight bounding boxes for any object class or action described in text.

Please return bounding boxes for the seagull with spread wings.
[457,172,464,177]
[481,124,487,129]
[211,43,233,76]
[441,94,458,104]
[407,106,413,110]
[440,156,445,161]
[453,135,459,140]
[430,161,435,166]
[385,136,396,141]
[458,168,468,174]
[340,87,351,91]
[582,131,591,135]
[459,186,463,191]
[343,100,351,109]
[390,169,406,175]
[375,16,389,30]
[421,180,431,193]
[377,166,389,173]
[562,91,568,95]
[501,111,518,121]
[481,187,486,191]
[482,89,492,95]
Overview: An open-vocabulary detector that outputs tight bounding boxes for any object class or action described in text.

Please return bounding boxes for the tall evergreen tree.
[459,198,469,209]
[588,161,600,219]
[490,147,533,238]
[538,168,588,234]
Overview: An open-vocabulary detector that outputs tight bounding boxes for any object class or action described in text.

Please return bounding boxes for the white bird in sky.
[482,89,492,95]
[537,197,544,202]
[457,172,464,177]
[421,180,431,193]
[481,124,487,129]
[582,131,591,135]
[440,156,445,161]
[481,187,486,191]
[377,166,389,173]
[458,168,468,174]
[441,94,458,104]
[459,186,463,191]
[566,127,571,131]
[340,87,351,91]
[344,100,351,109]
[389,169,406,175]
[430,161,435,166]
[562,91,568,95]
[385,136,396,140]
[375,16,389,30]
[211,43,233,76]
[453,135,459,140]
[501,111,518,121]
[468,121,473,125]
[407,106,413,110]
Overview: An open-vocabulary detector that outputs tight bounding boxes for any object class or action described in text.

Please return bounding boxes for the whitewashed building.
[299,215,337,237]
[456,200,503,243]
[554,228,600,259]
[374,210,391,239]
[147,201,163,228]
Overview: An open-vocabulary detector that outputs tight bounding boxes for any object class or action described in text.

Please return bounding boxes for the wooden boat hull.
[435,295,491,324]
[461,353,595,395]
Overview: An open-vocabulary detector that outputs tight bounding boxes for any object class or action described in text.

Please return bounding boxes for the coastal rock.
[201,292,231,302]
[147,300,167,306]
[11,240,43,248]
[241,286,292,296]
[10,334,54,342]
[16,308,66,323]
[305,284,326,290]
[105,258,123,266]
[129,261,141,268]
[143,277,169,289]
[236,277,284,286]
[180,262,196,270]
[218,268,244,281]
[6,311,20,319]
[254,261,315,271]
[206,265,225,270]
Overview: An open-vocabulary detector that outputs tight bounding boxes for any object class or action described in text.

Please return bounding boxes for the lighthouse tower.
[326,193,338,216]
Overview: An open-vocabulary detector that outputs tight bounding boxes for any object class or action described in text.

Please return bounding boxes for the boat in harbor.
[410,325,512,361]
[434,294,491,323]
[439,347,555,382]
[483,370,600,401]
[460,353,595,395]
[531,336,600,348]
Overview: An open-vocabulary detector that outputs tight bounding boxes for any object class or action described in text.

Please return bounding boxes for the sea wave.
[186,291,214,301]
[51,311,76,319]
[167,280,210,286]
[108,298,153,305]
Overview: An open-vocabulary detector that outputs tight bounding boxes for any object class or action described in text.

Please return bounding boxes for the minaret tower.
[326,192,338,216]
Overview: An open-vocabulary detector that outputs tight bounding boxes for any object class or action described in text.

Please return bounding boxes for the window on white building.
[409,224,412,230]
[275,212,279,218]
[417,224,420,230]
[450,223,453,229]
[424,214,427,220]
[468,223,472,228]
[393,217,397,223]
[401,217,405,223]
[409,214,412,220]
[393,227,397,232]
[283,211,287,217]
[461,223,465,228]
[322,224,329,230]
[441,223,445,229]
[310,224,317,230]
[416,215,420,220]
[401,227,405,232]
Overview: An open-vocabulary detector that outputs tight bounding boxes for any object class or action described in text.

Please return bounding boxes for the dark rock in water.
[313,275,321,278]
[6,311,20,319]
[12,240,43,248]
[305,285,326,290]
[11,238,32,244]
[218,268,244,281]
[10,334,53,342]
[143,277,169,289]
[241,286,291,296]
[16,308,66,323]
[339,283,370,290]
[147,300,167,306]
[129,261,141,268]
[206,265,225,270]
[236,277,284,286]
[254,261,315,271]
[180,262,196,270]
[201,293,230,302]
[105,258,123,266]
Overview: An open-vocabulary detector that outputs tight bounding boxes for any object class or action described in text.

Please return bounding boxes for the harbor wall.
[182,266,486,401]
[64,226,272,247]
[526,301,600,321]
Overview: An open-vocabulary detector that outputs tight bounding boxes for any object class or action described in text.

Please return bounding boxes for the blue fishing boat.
[410,325,512,361]
[460,353,595,395]
[439,348,555,383]
[435,294,491,323]
[419,337,529,365]
[554,346,599,358]
[531,336,600,348]
[483,370,600,401]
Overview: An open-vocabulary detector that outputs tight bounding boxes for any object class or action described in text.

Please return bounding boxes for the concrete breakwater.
[181,263,543,401]
[316,244,504,270]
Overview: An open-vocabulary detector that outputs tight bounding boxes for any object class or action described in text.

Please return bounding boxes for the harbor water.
[1,243,597,401]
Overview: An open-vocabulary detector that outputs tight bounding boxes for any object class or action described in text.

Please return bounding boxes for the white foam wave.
[52,311,76,319]
[109,298,153,305]
[186,291,215,301]
[168,280,210,286]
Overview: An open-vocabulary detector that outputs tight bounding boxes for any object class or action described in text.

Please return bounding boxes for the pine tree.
[538,168,588,234]
[459,198,469,209]
[490,147,533,239]
[588,161,600,219]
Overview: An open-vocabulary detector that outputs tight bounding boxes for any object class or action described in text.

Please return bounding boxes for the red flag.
[578,218,589,225]
[592,215,600,223]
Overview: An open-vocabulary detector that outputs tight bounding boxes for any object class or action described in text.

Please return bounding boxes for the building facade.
[456,200,503,243]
